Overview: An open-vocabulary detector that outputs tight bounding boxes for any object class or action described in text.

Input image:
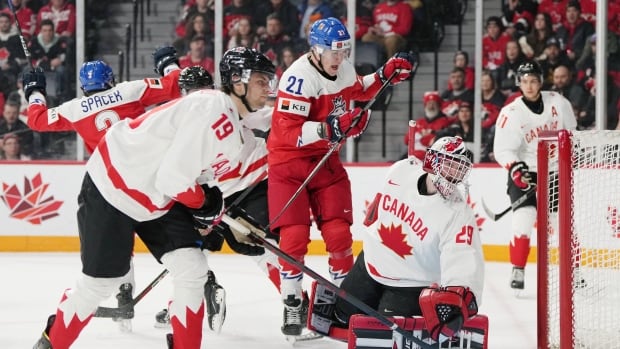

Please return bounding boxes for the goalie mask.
[423,136,473,200]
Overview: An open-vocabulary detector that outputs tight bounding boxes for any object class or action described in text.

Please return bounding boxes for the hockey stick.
[222,213,435,349]
[481,186,537,221]
[6,0,33,69]
[267,71,399,229]
[94,268,169,318]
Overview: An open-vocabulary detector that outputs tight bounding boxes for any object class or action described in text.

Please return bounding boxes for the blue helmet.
[308,17,351,51]
[79,60,115,93]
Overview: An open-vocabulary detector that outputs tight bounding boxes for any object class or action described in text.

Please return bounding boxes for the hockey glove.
[218,226,265,256]
[190,185,225,231]
[419,285,478,343]
[509,161,534,192]
[152,46,179,76]
[23,68,47,100]
[378,52,417,85]
[321,107,371,143]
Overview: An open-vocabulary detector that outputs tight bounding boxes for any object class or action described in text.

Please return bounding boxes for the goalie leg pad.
[419,286,478,343]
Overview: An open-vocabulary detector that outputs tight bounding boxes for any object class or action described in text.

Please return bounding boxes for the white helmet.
[422,136,473,200]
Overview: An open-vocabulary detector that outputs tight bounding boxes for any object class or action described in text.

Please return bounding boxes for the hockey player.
[493,60,577,291]
[23,51,228,333]
[329,136,484,344]
[31,46,276,349]
[266,16,416,337]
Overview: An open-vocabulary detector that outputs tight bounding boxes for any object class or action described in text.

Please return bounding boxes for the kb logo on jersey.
[278,98,310,116]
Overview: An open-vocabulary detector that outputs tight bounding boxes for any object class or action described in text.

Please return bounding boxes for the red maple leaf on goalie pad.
[378,223,413,259]
[1,173,63,224]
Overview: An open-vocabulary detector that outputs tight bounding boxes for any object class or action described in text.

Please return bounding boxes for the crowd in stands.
[407,0,620,163]
[2,0,620,162]
[0,0,76,160]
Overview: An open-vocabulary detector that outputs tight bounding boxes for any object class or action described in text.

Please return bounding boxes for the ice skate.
[510,267,525,295]
[32,314,55,349]
[154,308,171,329]
[282,295,303,338]
[113,283,134,332]
[205,270,226,333]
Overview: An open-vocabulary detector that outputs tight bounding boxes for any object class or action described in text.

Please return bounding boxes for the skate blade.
[118,319,132,333]
[285,331,323,345]
[210,313,225,334]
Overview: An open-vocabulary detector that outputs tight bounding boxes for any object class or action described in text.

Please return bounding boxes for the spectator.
[537,0,568,31]
[549,64,587,123]
[361,0,412,58]
[482,16,513,73]
[256,13,292,66]
[175,0,215,40]
[223,0,253,39]
[481,69,506,131]
[226,16,259,50]
[0,0,35,41]
[519,12,554,61]
[0,12,24,85]
[28,19,69,102]
[178,35,215,76]
[0,98,32,156]
[441,67,474,118]
[337,0,376,40]
[435,101,474,142]
[274,45,295,82]
[405,91,453,160]
[496,39,527,95]
[254,0,300,39]
[174,13,212,55]
[448,50,474,91]
[36,0,76,40]
[539,36,572,89]
[555,0,594,63]
[500,0,537,38]
[298,0,334,39]
[0,132,30,160]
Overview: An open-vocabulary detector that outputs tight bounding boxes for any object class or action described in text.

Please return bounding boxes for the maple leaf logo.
[378,223,413,259]
[466,195,486,230]
[0,174,63,224]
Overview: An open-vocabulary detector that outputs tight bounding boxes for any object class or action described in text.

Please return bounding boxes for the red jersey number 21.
[212,114,234,140]
[456,225,474,245]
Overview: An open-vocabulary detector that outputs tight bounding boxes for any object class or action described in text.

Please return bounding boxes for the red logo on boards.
[0,174,63,224]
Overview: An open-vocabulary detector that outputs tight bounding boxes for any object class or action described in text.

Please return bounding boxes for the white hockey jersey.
[494,91,576,171]
[86,89,264,221]
[362,159,484,302]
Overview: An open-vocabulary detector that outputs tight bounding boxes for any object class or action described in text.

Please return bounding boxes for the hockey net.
[537,130,620,349]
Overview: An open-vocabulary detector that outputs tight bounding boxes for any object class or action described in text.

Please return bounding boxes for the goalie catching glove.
[509,161,534,192]
[319,107,371,143]
[190,185,225,231]
[377,52,417,85]
[419,284,478,343]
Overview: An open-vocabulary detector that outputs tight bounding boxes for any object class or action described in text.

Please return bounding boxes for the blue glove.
[23,68,47,100]
[152,46,179,76]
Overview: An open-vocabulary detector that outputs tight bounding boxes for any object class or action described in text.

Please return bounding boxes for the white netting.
[541,130,620,349]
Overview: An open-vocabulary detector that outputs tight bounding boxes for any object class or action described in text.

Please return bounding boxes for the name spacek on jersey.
[362,159,484,302]
[26,69,181,153]
[86,89,254,222]
[493,91,576,171]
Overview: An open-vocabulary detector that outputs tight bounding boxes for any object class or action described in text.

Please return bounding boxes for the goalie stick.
[268,70,399,228]
[481,186,536,221]
[222,213,435,349]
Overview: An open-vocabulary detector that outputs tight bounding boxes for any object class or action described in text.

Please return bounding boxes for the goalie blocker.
[306,281,489,349]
